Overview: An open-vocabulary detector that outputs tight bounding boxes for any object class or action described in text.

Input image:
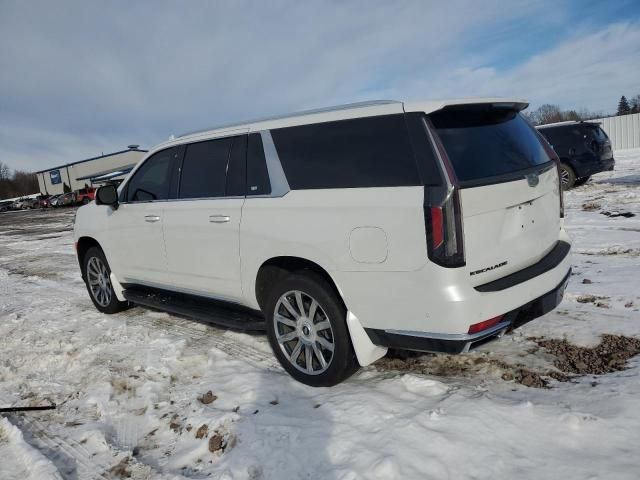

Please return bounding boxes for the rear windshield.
[431,108,551,183]
[585,124,608,142]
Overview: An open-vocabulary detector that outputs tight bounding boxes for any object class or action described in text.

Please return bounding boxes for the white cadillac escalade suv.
[74,99,572,386]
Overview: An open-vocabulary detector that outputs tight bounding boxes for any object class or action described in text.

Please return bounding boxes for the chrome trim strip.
[259,130,290,197]
[385,320,511,342]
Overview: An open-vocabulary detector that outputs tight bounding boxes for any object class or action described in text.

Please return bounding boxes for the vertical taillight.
[425,189,465,267]
[430,207,444,249]
[421,117,466,268]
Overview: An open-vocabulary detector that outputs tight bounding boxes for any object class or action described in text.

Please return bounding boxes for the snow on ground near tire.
[1,150,639,479]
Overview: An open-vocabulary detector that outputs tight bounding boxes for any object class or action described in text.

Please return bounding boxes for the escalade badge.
[526,173,540,187]
[470,261,507,276]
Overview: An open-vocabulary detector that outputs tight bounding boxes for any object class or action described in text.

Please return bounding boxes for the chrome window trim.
[163,196,245,203]
[258,130,290,198]
[120,130,289,203]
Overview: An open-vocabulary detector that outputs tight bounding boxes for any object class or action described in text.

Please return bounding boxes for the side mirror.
[95,184,119,209]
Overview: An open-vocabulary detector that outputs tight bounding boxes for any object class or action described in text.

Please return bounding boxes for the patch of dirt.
[576,295,609,306]
[601,210,636,218]
[198,390,217,405]
[109,456,132,478]
[376,350,562,388]
[582,202,601,211]
[209,434,223,453]
[533,335,640,375]
[110,377,136,396]
[195,424,208,439]
[377,334,640,388]
[207,430,236,454]
[580,248,640,256]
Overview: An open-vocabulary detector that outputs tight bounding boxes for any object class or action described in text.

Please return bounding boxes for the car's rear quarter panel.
[239,186,427,309]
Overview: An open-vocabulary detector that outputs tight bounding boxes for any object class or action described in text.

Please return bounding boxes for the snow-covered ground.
[1,150,639,480]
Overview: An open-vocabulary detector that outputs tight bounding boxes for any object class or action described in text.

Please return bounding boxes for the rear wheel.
[560,163,576,190]
[82,197,90,205]
[265,272,359,387]
[574,176,591,187]
[83,246,129,314]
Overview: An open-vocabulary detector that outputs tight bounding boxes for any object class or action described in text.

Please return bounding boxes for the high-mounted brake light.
[468,315,504,334]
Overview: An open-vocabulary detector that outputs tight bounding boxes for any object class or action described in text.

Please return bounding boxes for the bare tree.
[0,161,10,181]
[535,104,565,125]
[0,165,40,199]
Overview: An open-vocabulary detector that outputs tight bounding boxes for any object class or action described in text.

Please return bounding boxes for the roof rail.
[177,100,401,138]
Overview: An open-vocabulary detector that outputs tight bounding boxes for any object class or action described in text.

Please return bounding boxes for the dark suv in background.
[536,121,614,189]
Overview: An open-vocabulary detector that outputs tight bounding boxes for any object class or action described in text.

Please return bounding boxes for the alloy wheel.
[273,290,335,375]
[87,256,112,307]
[560,167,570,188]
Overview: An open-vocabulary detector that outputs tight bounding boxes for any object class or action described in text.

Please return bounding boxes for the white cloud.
[370,22,640,114]
[0,1,637,171]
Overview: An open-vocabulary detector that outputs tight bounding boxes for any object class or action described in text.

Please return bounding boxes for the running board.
[122,287,266,332]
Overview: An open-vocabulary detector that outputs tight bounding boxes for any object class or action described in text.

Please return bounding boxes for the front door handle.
[144,215,160,223]
[209,215,231,223]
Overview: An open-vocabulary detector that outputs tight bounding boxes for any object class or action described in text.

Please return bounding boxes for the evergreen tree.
[630,95,640,114]
[617,96,631,115]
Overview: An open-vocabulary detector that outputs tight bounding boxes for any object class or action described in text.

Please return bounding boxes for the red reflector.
[468,315,504,334]
[431,207,444,249]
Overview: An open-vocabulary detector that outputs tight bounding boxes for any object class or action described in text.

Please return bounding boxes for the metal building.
[36,146,147,195]
[592,112,640,150]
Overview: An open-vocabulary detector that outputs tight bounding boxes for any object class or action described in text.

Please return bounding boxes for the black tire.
[264,272,359,387]
[560,163,576,190]
[82,197,90,205]
[574,176,591,187]
[82,246,129,314]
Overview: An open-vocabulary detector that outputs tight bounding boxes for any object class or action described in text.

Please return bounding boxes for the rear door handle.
[144,215,160,223]
[209,215,231,223]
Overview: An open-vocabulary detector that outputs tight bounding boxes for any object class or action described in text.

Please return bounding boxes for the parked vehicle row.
[536,120,614,189]
[75,98,572,387]
[0,188,97,212]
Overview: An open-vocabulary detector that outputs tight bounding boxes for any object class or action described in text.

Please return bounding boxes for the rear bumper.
[365,268,571,354]
[576,157,615,177]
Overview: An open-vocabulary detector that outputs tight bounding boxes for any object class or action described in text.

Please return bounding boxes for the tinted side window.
[247,133,271,195]
[127,149,174,202]
[179,137,232,199]
[226,135,247,197]
[271,114,420,189]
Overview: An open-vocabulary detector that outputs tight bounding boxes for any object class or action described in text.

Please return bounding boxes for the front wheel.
[265,272,359,387]
[83,246,129,314]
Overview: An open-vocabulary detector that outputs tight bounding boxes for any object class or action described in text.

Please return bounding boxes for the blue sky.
[1,0,639,171]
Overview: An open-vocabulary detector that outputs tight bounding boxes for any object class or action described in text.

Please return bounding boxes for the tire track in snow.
[7,415,110,480]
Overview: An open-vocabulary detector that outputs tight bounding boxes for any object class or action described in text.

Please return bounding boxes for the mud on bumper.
[365,269,572,355]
